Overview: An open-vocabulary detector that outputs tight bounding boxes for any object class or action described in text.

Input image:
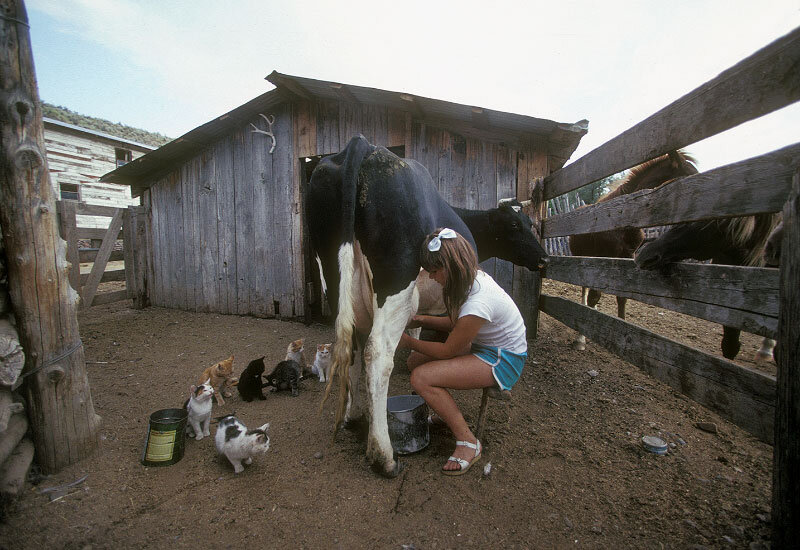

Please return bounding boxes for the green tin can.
[141,408,188,467]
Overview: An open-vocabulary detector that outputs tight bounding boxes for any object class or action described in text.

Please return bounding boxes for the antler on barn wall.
[250,113,276,154]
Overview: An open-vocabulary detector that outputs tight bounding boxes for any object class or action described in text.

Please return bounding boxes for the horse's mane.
[599,150,697,203]
[717,213,781,267]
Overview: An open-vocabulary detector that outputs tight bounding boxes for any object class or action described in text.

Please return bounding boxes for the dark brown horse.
[568,150,698,350]
[634,213,782,362]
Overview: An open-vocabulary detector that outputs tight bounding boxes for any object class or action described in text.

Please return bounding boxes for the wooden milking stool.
[475,387,512,439]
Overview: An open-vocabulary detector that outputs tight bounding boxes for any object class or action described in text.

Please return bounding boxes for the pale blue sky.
[27,0,800,171]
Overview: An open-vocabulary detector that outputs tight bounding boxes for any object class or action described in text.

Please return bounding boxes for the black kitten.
[264,359,301,397]
[237,356,269,402]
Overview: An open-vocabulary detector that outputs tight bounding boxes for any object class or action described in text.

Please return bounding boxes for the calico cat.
[184,379,214,440]
[285,339,313,379]
[264,359,301,396]
[214,415,270,474]
[237,356,269,402]
[198,355,236,406]
[311,343,332,383]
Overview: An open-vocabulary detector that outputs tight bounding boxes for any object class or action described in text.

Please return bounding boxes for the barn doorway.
[299,145,405,324]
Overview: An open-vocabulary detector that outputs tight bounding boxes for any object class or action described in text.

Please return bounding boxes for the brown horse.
[634,213,782,362]
[568,150,698,350]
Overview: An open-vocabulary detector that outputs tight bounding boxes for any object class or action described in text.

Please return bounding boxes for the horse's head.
[625,150,699,193]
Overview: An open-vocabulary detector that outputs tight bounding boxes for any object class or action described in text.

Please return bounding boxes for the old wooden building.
[101,71,587,321]
[44,117,155,228]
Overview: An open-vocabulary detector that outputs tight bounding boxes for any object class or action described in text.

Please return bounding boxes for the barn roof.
[101,71,588,191]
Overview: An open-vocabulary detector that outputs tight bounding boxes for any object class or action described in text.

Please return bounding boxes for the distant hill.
[41,102,172,148]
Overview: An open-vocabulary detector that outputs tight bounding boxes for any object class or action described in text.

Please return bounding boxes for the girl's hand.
[406,315,423,329]
[398,332,415,349]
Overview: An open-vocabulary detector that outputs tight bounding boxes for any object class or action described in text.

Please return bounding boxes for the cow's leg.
[572,286,593,351]
[755,338,776,363]
[364,283,417,478]
[344,335,369,436]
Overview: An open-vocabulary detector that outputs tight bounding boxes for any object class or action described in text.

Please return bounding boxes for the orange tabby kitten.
[285,339,313,379]
[198,355,235,405]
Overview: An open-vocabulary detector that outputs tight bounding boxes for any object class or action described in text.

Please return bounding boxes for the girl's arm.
[407,314,454,332]
[399,315,485,359]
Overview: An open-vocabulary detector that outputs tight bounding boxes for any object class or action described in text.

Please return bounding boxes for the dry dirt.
[0,279,775,549]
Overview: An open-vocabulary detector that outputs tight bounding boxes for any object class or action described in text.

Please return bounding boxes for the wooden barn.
[43,117,154,229]
[100,71,587,322]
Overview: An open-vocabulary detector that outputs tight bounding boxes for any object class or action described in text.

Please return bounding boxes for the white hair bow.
[427,228,458,252]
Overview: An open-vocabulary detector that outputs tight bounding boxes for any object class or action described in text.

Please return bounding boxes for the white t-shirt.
[458,271,527,354]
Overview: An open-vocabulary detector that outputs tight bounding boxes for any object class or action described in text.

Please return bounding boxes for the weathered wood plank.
[75,227,123,241]
[167,172,186,310]
[540,294,775,443]
[197,151,219,312]
[80,268,125,285]
[79,248,123,263]
[544,26,800,200]
[215,136,238,314]
[544,143,799,238]
[294,99,316,159]
[74,202,123,217]
[180,161,198,311]
[81,209,124,307]
[123,205,149,308]
[233,127,255,315]
[90,289,128,306]
[251,112,272,317]
[545,256,779,337]
[772,169,800,543]
[275,104,300,317]
[495,144,515,294]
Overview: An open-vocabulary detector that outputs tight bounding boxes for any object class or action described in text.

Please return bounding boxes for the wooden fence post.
[772,168,800,545]
[513,176,546,338]
[56,200,81,294]
[123,205,150,309]
[0,0,100,473]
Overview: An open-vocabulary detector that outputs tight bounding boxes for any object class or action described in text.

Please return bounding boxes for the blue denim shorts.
[471,343,526,391]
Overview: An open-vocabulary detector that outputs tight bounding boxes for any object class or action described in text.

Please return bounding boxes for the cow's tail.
[321,136,373,433]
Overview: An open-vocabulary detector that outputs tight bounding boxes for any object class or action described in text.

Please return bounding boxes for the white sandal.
[442,439,482,476]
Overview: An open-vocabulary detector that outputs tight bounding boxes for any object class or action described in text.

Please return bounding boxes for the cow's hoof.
[371,457,404,478]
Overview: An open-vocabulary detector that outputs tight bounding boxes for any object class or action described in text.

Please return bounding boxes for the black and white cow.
[306,135,547,477]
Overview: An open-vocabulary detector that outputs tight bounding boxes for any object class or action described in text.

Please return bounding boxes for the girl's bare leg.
[410,355,494,471]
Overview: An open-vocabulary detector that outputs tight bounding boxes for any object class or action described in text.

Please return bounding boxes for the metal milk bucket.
[387,394,429,454]
[141,408,188,466]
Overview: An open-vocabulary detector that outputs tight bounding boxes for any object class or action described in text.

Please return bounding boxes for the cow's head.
[490,199,548,271]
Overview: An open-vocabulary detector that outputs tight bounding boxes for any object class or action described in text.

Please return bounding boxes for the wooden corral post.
[514,175,547,338]
[0,0,101,472]
[123,205,150,309]
[772,168,800,546]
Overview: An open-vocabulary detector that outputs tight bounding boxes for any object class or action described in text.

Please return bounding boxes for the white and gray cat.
[311,343,332,382]
[185,379,214,440]
[215,415,270,474]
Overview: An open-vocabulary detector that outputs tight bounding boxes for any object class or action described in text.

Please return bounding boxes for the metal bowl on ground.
[387,394,429,454]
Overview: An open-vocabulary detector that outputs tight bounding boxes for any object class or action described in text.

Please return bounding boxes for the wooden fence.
[56,201,149,309]
[533,27,799,543]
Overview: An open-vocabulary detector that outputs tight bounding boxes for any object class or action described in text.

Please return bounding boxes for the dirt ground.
[0,279,775,549]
